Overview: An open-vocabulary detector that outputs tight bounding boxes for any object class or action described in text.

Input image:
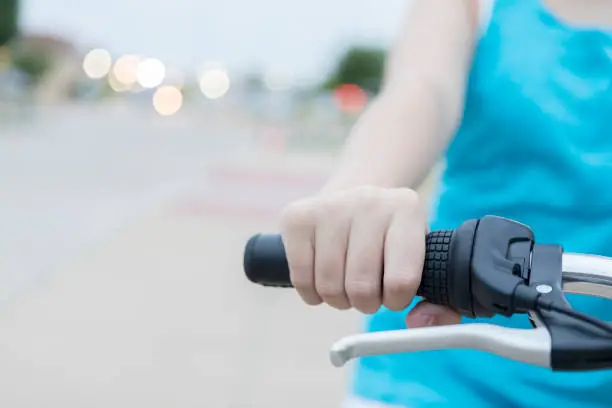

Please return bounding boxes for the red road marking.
[169,199,284,219]
[167,161,329,218]
[208,167,327,189]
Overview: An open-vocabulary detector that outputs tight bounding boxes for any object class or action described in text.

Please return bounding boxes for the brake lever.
[330,324,551,368]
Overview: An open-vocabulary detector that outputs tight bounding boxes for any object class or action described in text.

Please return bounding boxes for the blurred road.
[0,102,254,303]
[0,104,358,407]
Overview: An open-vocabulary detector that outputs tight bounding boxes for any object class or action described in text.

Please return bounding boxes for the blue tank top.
[351,1,612,407]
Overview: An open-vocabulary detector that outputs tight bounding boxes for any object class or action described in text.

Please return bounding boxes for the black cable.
[538,300,612,336]
[514,284,612,336]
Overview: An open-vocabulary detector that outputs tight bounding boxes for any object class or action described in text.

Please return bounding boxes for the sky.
[21,0,409,81]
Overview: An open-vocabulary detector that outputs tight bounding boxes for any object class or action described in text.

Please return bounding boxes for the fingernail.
[406,314,437,328]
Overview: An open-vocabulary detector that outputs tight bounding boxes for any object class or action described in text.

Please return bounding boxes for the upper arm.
[382,0,482,131]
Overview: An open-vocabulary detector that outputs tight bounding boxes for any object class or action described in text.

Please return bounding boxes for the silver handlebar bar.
[330,253,612,368]
[562,253,612,299]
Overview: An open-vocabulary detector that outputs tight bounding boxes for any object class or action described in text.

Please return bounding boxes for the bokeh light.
[112,54,141,86]
[136,58,166,89]
[107,72,130,92]
[198,69,231,99]
[153,85,183,116]
[82,48,112,79]
[333,84,368,113]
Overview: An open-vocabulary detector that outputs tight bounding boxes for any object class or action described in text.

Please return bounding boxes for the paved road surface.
[0,102,253,303]
[0,103,358,407]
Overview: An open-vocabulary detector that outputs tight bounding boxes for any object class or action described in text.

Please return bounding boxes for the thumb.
[405,300,462,328]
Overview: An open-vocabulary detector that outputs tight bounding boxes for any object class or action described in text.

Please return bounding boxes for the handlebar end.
[329,346,350,368]
[243,233,293,287]
[243,233,259,284]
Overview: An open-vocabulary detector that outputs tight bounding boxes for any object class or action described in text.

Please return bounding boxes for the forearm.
[321,80,457,193]
[319,0,478,195]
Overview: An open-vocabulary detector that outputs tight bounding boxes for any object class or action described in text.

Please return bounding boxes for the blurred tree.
[0,0,19,46]
[11,46,51,86]
[323,46,387,95]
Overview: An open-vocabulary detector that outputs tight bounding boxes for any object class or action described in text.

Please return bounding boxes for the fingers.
[281,186,434,317]
[280,202,322,306]
[405,300,462,328]
[314,202,351,309]
[383,189,426,311]
[344,210,385,314]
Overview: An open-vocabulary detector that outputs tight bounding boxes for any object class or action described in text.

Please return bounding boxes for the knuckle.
[298,291,323,306]
[291,274,314,291]
[360,304,381,315]
[352,185,382,198]
[352,187,386,213]
[394,188,420,204]
[389,189,427,225]
[352,296,381,314]
[346,280,380,303]
[315,253,343,278]
[316,194,353,220]
[354,185,383,202]
[383,275,419,310]
[350,187,421,216]
[327,298,351,310]
[354,248,383,268]
[390,188,420,209]
[317,201,344,222]
[385,274,420,295]
[316,281,345,299]
[280,201,316,230]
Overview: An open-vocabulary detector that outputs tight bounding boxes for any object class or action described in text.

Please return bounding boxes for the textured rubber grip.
[415,230,453,306]
[243,230,455,306]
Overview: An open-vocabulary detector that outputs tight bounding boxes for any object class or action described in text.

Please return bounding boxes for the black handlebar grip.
[418,230,453,306]
[243,230,455,306]
[244,234,293,287]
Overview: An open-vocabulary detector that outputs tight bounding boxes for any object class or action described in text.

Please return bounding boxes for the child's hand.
[280,186,460,326]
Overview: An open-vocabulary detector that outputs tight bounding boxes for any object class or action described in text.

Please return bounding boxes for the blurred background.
[0,1,414,407]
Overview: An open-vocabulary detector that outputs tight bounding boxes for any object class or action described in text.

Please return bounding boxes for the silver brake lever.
[330,324,551,368]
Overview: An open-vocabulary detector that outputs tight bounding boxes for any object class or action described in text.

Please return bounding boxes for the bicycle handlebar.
[243,216,612,372]
[244,229,456,306]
